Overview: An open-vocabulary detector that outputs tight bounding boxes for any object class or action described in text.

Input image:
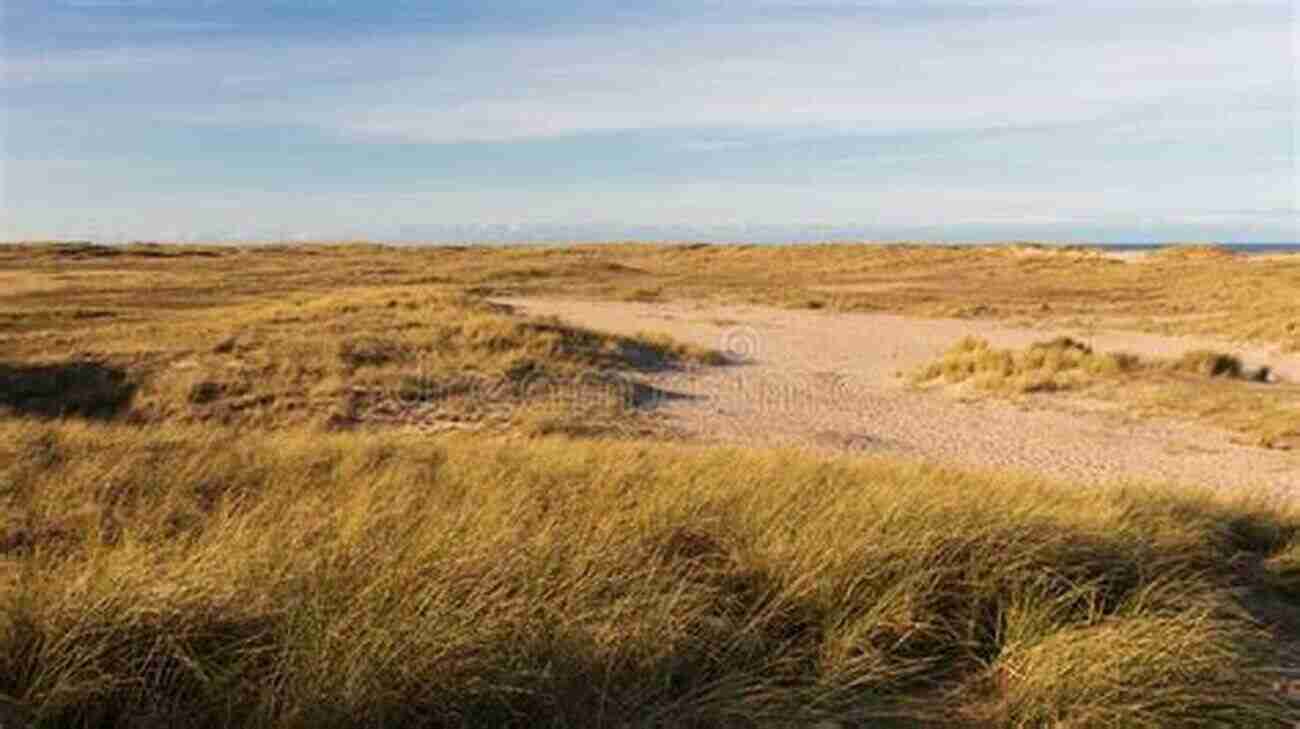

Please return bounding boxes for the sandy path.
[501,297,1300,493]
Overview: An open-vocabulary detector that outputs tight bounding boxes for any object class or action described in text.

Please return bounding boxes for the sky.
[2,0,1297,243]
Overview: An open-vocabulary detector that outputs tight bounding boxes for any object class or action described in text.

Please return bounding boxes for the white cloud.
[6,3,1293,143]
[3,1,1294,239]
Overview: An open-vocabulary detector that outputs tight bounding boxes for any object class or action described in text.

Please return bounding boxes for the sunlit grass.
[1,421,1296,728]
[3,241,1298,351]
[1,241,1298,726]
[914,337,1300,449]
[0,280,719,433]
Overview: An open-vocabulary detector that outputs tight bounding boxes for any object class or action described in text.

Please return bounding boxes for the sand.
[500,297,1300,493]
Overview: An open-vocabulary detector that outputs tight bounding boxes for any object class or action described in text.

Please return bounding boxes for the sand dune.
[501,297,1300,493]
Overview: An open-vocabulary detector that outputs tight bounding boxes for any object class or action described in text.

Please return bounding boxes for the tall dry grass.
[914,337,1300,449]
[1,421,1296,728]
[2,242,1299,726]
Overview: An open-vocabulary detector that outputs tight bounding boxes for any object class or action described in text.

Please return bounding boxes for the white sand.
[501,297,1300,493]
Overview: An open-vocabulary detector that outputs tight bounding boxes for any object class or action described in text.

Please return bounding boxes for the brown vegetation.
[1,423,1297,727]
[3,241,1298,353]
[914,337,1300,449]
[1,241,1298,727]
[0,248,721,434]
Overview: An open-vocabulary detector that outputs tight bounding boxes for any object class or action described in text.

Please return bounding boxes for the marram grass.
[914,337,1300,449]
[1,421,1296,728]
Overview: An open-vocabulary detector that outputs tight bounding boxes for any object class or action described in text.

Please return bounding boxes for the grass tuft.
[915,337,1300,449]
[914,336,1144,393]
[1173,350,1245,379]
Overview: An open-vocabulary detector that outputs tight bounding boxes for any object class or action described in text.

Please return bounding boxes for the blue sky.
[2,1,1296,242]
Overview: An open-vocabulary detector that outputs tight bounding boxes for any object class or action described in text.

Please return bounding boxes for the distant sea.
[8,232,1300,253]
[1092,243,1300,255]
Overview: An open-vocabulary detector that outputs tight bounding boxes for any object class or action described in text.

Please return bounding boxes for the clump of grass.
[1172,349,1245,379]
[914,336,1143,393]
[916,338,1300,449]
[978,612,1268,728]
[633,330,731,366]
[336,335,406,369]
[0,421,1295,727]
[1263,539,1300,596]
[918,338,1261,394]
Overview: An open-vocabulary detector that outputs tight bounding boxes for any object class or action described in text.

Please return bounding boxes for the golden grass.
[3,241,1298,352]
[5,241,1293,441]
[914,337,1300,449]
[914,336,1144,393]
[2,241,1299,726]
[0,278,719,434]
[1,421,1296,728]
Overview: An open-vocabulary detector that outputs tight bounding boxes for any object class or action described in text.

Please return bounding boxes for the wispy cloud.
[8,3,1291,141]
[2,1,1295,240]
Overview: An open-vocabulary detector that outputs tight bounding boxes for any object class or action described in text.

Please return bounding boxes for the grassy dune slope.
[0,257,720,434]
[7,241,1292,446]
[2,242,1299,727]
[914,337,1300,450]
[3,241,1298,351]
[1,423,1297,728]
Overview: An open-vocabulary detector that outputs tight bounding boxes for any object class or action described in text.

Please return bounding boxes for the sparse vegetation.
[914,337,1300,449]
[914,336,1144,393]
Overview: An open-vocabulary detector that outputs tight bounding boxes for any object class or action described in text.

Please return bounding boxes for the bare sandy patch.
[0,272,67,299]
[1094,250,1152,263]
[500,297,1300,493]
[808,282,918,294]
